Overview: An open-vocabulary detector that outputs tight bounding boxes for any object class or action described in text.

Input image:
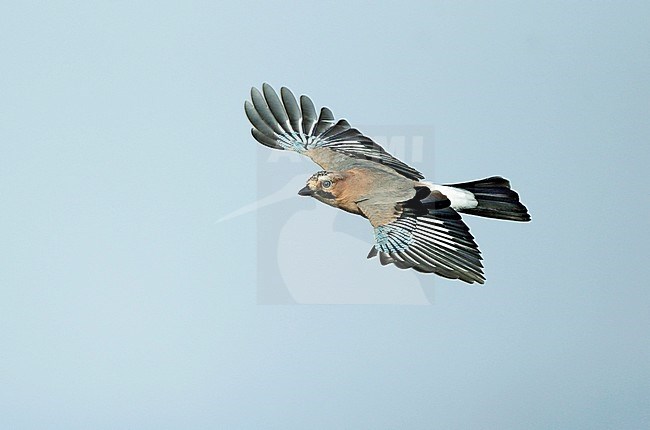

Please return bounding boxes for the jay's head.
[298,171,344,207]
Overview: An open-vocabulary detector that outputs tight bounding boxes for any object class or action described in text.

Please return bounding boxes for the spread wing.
[244,83,424,180]
[361,188,485,284]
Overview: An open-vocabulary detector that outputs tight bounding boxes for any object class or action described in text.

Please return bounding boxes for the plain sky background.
[2,1,649,429]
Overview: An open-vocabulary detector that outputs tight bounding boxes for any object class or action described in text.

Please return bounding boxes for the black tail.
[447,176,531,222]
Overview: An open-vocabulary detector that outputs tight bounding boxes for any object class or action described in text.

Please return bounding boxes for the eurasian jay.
[245,84,530,284]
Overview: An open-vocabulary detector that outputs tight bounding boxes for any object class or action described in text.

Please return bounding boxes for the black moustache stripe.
[315,190,335,199]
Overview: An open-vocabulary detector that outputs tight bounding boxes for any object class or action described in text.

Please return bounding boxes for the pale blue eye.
[322,180,332,188]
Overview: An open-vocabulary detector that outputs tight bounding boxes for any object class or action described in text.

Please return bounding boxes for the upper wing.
[361,187,485,284]
[244,83,424,180]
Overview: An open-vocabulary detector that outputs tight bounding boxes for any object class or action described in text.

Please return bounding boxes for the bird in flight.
[245,84,530,284]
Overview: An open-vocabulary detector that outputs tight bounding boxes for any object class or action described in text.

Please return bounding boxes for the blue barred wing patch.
[373,219,416,254]
[369,209,485,284]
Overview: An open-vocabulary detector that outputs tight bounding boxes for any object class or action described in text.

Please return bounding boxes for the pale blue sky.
[1,1,649,428]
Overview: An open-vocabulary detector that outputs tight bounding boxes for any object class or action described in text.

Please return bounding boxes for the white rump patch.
[420,182,478,210]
